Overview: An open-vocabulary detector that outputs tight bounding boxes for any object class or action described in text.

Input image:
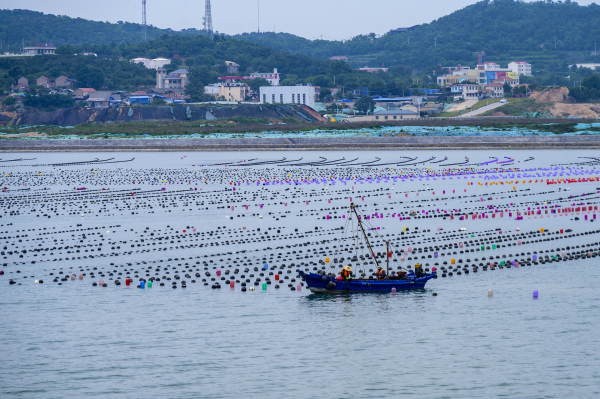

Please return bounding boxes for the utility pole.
[257,0,260,34]
[142,0,147,42]
[435,37,437,49]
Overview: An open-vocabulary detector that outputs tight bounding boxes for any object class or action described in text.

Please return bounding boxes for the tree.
[247,78,271,92]
[320,88,332,101]
[354,96,375,113]
[185,65,213,102]
[503,82,513,97]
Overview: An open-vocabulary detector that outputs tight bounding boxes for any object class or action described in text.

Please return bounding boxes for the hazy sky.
[2,0,598,40]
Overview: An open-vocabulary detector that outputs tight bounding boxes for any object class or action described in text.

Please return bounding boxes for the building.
[493,77,518,88]
[508,62,532,76]
[329,56,348,61]
[218,83,251,102]
[156,68,189,93]
[128,96,152,105]
[23,43,56,55]
[17,77,29,88]
[74,88,96,98]
[86,91,121,107]
[389,25,420,35]
[131,57,172,70]
[218,68,280,86]
[359,66,389,73]
[55,76,75,88]
[225,61,240,74]
[477,51,486,65]
[485,83,504,98]
[571,63,600,70]
[260,86,317,109]
[35,76,53,88]
[204,84,220,96]
[373,110,418,121]
[462,84,480,99]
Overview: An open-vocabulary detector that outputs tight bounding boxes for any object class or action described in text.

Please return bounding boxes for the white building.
[260,86,316,109]
[132,57,172,70]
[218,68,280,86]
[249,69,280,86]
[508,62,532,76]
[23,43,56,55]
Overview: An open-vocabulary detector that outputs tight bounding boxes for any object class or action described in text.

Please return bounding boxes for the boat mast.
[386,241,389,276]
[351,203,382,271]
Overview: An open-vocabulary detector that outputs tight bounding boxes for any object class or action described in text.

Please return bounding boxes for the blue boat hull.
[299,271,435,294]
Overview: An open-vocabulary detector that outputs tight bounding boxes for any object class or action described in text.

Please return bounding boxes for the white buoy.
[488,289,493,297]
[249,286,255,291]
[34,280,39,284]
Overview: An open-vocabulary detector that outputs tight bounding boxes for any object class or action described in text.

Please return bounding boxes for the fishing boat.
[299,203,436,294]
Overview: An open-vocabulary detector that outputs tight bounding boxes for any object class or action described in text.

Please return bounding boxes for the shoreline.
[2,136,600,151]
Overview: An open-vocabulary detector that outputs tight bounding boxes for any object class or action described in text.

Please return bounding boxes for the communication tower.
[203,0,214,40]
[142,0,147,42]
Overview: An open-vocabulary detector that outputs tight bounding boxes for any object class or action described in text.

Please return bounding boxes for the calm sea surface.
[1,150,599,398]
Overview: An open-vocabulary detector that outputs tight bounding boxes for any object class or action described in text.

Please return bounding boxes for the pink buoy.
[98,278,104,286]
[296,283,302,291]
[391,287,396,295]
[216,270,221,277]
[230,280,235,288]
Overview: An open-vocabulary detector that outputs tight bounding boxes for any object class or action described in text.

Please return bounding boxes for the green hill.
[235,0,600,72]
[0,8,202,48]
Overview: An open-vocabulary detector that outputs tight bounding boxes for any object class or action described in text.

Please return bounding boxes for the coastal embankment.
[4,135,600,151]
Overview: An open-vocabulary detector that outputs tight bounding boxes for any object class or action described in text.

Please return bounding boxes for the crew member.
[340,265,352,281]
[415,263,424,278]
[377,266,387,280]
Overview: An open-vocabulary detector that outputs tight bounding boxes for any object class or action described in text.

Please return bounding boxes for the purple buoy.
[533,290,539,299]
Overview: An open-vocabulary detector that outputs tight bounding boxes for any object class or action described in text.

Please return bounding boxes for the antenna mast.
[203,0,214,40]
[142,0,147,42]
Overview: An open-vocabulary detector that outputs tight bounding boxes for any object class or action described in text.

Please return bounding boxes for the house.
[508,62,532,76]
[156,68,189,93]
[17,77,29,88]
[55,76,75,88]
[260,85,317,109]
[225,61,240,74]
[399,104,418,113]
[36,76,52,86]
[86,91,121,107]
[485,83,504,98]
[218,83,251,102]
[373,110,419,121]
[493,77,518,88]
[421,102,442,114]
[329,56,348,61]
[74,88,96,98]
[462,84,480,99]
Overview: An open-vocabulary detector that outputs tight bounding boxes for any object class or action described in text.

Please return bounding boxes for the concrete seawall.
[2,136,600,152]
